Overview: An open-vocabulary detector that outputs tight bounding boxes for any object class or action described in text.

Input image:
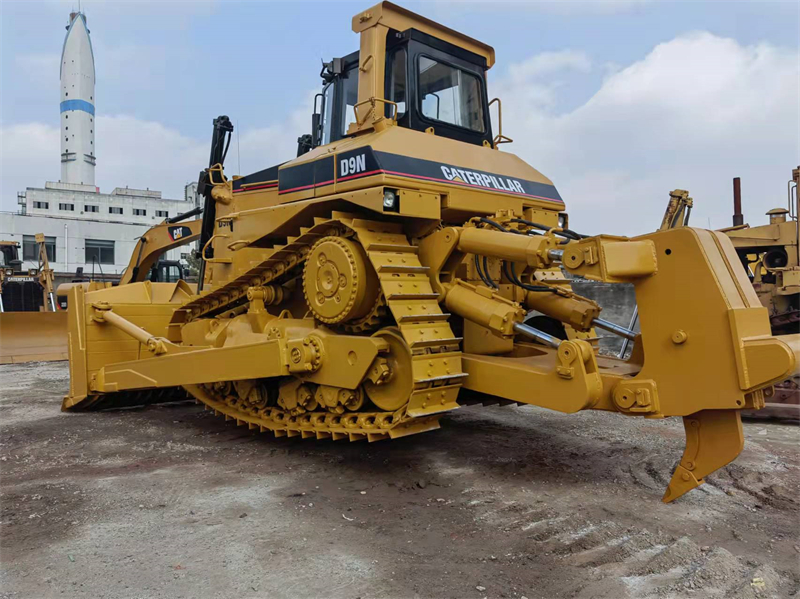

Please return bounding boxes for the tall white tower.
[60,11,96,187]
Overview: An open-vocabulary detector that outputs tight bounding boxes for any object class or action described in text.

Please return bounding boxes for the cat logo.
[168,225,193,241]
[340,153,366,177]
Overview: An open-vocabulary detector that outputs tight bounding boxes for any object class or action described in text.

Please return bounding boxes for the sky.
[1,0,798,235]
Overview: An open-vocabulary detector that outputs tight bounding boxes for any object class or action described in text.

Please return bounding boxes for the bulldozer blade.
[662,409,744,503]
[0,312,69,364]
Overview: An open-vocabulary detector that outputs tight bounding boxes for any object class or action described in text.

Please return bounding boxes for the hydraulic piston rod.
[593,317,637,341]
[513,322,561,348]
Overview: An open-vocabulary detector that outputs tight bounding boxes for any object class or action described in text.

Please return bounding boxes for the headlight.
[383,188,398,211]
[558,212,569,229]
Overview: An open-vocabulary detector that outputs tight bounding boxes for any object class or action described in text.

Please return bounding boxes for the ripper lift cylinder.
[444,283,522,337]
[524,290,599,331]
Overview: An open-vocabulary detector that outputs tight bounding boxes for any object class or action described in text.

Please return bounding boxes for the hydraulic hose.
[476,218,556,293]
[509,218,585,241]
[474,254,497,289]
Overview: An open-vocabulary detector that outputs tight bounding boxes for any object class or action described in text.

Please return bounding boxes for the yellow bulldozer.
[722,167,800,418]
[61,2,798,503]
[0,233,68,363]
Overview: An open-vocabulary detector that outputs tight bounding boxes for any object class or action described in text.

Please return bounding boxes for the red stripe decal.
[233,182,278,193]
[278,179,336,195]
[337,169,384,182]
[279,182,316,194]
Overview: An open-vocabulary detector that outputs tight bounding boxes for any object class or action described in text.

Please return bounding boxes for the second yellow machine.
[62,2,798,503]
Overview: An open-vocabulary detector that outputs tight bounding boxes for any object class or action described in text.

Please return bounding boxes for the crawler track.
[172,213,467,437]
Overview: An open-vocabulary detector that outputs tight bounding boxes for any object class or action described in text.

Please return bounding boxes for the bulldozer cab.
[310,2,495,150]
[147,260,185,284]
[0,241,22,272]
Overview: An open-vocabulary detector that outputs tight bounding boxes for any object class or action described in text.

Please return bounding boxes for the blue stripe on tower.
[59,99,95,116]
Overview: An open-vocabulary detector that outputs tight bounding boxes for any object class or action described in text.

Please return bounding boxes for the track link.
[186,384,442,442]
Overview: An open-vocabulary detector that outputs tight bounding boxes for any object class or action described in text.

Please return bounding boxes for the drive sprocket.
[302,236,380,324]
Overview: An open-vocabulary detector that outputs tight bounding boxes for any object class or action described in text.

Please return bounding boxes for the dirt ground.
[1,361,798,599]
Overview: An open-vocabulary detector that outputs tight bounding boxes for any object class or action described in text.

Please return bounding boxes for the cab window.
[165,264,181,282]
[418,56,484,133]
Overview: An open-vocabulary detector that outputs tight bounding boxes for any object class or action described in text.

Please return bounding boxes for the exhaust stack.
[733,177,744,226]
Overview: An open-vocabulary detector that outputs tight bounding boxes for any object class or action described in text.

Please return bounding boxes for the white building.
[0,10,200,280]
[3,182,199,276]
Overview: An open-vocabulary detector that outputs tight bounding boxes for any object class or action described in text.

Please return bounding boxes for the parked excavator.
[62,1,798,503]
[55,209,202,308]
[0,233,68,363]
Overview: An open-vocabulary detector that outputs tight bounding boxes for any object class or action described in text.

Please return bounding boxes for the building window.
[85,239,115,265]
[59,203,74,211]
[84,205,99,213]
[156,210,168,218]
[22,235,56,262]
[109,207,123,215]
[133,208,147,216]
[33,201,49,209]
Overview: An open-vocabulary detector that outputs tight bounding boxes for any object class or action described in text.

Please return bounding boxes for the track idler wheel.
[363,328,414,412]
[303,236,380,325]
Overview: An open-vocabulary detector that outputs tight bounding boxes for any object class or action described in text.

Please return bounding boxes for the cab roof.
[352,1,495,69]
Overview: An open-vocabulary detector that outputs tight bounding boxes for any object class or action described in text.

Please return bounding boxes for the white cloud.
[509,50,591,80]
[492,32,800,235]
[1,122,61,206]
[0,117,204,204]
[427,0,652,16]
[233,93,317,177]
[0,96,314,210]
[499,50,592,109]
